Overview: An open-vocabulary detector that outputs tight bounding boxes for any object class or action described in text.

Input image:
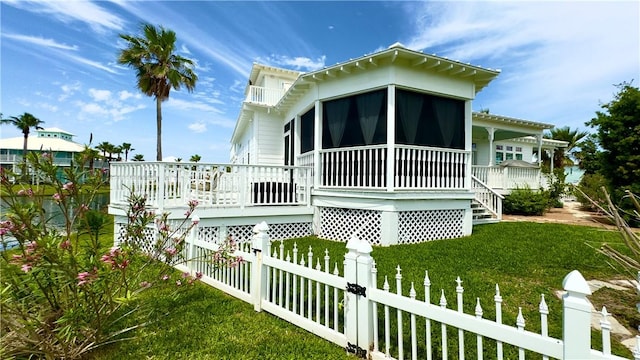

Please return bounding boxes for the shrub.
[575,173,608,211]
[503,187,550,216]
[545,168,567,208]
[0,151,237,359]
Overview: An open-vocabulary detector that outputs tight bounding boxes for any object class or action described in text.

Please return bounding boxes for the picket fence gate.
[172,221,639,360]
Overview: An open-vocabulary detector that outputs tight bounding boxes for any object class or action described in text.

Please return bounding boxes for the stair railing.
[471,174,504,220]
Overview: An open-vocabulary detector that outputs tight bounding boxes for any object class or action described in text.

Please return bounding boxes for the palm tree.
[121,143,134,161]
[112,145,123,161]
[118,23,198,161]
[0,112,45,177]
[132,154,145,161]
[544,126,589,169]
[95,141,112,160]
[190,154,201,163]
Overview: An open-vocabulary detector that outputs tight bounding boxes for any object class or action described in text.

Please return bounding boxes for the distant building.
[0,127,103,181]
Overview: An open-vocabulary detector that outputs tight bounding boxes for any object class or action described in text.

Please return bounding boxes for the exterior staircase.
[471,175,503,225]
[472,199,500,224]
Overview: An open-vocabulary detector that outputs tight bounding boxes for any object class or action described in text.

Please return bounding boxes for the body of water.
[1,192,110,250]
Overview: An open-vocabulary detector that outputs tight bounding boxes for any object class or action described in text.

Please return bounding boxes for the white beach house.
[108,44,566,246]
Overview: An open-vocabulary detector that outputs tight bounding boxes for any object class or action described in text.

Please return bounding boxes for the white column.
[487,127,495,166]
[343,237,359,351]
[386,85,396,192]
[313,100,322,189]
[536,134,543,166]
[562,270,592,359]
[464,100,472,189]
[355,239,374,359]
[251,221,271,312]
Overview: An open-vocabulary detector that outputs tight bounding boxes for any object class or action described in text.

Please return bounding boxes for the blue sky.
[1,1,638,163]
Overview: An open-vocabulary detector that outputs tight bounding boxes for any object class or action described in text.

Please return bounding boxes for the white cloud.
[403,1,640,129]
[88,89,112,102]
[2,33,78,51]
[79,102,107,115]
[188,122,207,133]
[118,90,141,101]
[257,54,327,71]
[63,53,118,74]
[180,44,191,55]
[230,79,245,94]
[4,0,125,33]
[58,81,82,101]
[166,98,222,113]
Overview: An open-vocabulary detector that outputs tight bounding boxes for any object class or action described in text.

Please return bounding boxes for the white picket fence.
[173,222,638,360]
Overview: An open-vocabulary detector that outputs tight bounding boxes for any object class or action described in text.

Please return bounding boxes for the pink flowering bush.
[0,151,235,359]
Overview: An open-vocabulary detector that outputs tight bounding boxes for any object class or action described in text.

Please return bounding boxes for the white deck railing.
[319,145,469,190]
[245,86,286,106]
[110,162,312,209]
[472,165,542,190]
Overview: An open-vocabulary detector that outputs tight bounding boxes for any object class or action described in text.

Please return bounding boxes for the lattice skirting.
[199,222,313,244]
[398,209,465,244]
[114,218,312,248]
[318,207,382,245]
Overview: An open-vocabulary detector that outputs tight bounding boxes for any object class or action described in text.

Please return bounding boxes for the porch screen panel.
[324,97,350,148]
[322,90,387,149]
[356,90,385,145]
[300,107,314,154]
[395,89,465,150]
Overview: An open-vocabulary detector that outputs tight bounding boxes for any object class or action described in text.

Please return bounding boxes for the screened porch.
[292,87,471,191]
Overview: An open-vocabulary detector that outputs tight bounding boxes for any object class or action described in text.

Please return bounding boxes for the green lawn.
[90,222,637,359]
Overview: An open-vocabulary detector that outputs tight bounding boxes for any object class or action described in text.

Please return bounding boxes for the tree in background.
[190,154,201,163]
[543,126,589,170]
[586,82,640,222]
[121,143,134,161]
[0,112,45,179]
[574,133,602,175]
[132,154,145,161]
[95,141,113,160]
[118,23,198,161]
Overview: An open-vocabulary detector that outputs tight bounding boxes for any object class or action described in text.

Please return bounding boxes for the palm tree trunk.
[22,132,28,181]
[156,97,162,161]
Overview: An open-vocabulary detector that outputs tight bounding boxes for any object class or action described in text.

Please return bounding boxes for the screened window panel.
[395,89,465,149]
[300,108,314,154]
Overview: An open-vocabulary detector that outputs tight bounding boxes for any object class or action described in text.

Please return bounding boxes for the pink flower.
[176,280,182,286]
[140,281,152,288]
[59,240,71,250]
[80,204,89,212]
[52,193,62,203]
[17,189,26,196]
[188,199,199,208]
[21,264,32,272]
[182,272,190,278]
[195,271,203,280]
[62,182,74,191]
[41,152,50,159]
[161,274,170,281]
[77,271,97,286]
[165,247,177,256]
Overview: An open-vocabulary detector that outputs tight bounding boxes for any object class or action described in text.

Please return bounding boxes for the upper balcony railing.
[245,86,286,106]
[110,162,312,210]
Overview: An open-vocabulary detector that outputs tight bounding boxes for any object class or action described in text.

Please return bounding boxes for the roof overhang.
[472,112,555,131]
[273,44,500,114]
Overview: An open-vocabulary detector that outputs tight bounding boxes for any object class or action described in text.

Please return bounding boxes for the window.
[495,144,524,164]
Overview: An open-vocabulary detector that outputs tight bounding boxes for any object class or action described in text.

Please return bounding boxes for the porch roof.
[472,112,555,130]
[274,43,501,112]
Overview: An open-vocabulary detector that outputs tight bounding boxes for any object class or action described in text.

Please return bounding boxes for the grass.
[89,222,637,359]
